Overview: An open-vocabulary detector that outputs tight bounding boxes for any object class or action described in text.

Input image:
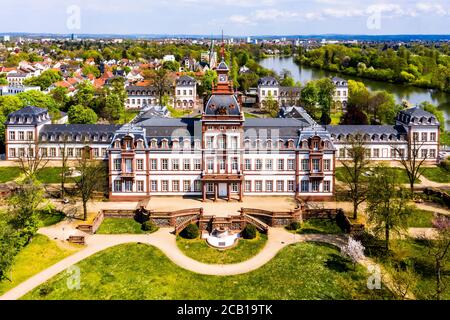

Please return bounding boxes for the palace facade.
[4,59,440,202]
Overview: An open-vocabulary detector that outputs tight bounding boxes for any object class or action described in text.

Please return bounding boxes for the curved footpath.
[0,227,348,300]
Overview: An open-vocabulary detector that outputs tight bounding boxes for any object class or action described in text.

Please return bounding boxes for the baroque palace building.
[4,58,440,202]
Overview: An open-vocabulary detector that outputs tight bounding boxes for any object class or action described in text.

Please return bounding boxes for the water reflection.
[260,56,450,129]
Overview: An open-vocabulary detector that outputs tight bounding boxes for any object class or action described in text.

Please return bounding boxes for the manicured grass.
[407,208,437,228]
[0,234,80,295]
[370,239,450,300]
[0,167,22,183]
[421,167,450,183]
[176,233,268,264]
[37,211,66,227]
[23,242,393,300]
[166,106,193,118]
[96,218,147,234]
[35,167,76,184]
[297,219,343,234]
[244,112,259,119]
[335,167,421,184]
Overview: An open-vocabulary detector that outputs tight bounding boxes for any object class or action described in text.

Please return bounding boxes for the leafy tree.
[366,166,412,251]
[82,64,101,78]
[162,60,180,72]
[49,86,70,111]
[198,70,217,97]
[68,105,98,124]
[17,90,59,116]
[97,77,126,123]
[0,77,8,85]
[340,133,370,219]
[147,68,172,105]
[8,177,46,242]
[23,69,62,90]
[316,78,335,124]
[261,93,279,118]
[72,81,96,108]
[0,96,24,144]
[300,81,319,119]
[0,211,20,282]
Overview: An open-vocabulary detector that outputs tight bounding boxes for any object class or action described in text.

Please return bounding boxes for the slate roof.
[135,117,199,138]
[216,60,229,71]
[244,118,304,139]
[204,94,241,115]
[39,124,120,144]
[176,75,196,86]
[258,76,279,87]
[397,106,438,125]
[327,125,407,140]
[6,106,50,125]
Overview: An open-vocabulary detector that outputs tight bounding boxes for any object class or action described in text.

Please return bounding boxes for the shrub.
[180,223,199,239]
[286,221,301,231]
[242,224,257,239]
[141,220,158,233]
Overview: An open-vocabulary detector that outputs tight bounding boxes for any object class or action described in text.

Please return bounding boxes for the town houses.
[3,57,440,202]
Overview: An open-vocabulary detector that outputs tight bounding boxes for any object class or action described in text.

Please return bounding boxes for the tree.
[300,81,319,119]
[366,166,412,251]
[368,91,396,124]
[198,70,217,97]
[0,95,24,144]
[147,68,172,105]
[0,211,20,282]
[49,86,70,111]
[340,133,370,219]
[426,215,450,300]
[72,81,96,108]
[261,93,279,118]
[97,77,126,123]
[8,177,46,242]
[68,105,98,124]
[388,262,418,300]
[17,139,49,179]
[59,135,70,200]
[341,237,365,269]
[316,78,335,116]
[82,64,100,78]
[393,136,427,193]
[162,60,180,72]
[23,69,62,90]
[75,149,106,221]
[17,90,59,117]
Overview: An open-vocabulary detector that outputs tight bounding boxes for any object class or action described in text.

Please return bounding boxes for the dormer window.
[137,140,144,149]
[93,135,98,142]
[161,139,169,149]
[114,141,121,148]
[50,135,55,142]
[172,139,180,149]
[75,135,81,142]
[41,134,47,142]
[150,139,157,148]
[194,140,201,149]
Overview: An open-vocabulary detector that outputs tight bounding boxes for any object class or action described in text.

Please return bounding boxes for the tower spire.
[221,30,225,61]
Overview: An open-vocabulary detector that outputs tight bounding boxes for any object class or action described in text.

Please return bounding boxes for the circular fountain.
[205,226,240,249]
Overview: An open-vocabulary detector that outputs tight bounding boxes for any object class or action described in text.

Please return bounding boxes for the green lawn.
[37,211,66,227]
[176,233,268,264]
[0,234,80,295]
[0,167,22,183]
[421,167,450,183]
[244,112,259,119]
[23,242,393,300]
[35,167,76,184]
[336,167,421,184]
[297,219,343,234]
[407,208,437,228]
[96,218,147,234]
[369,239,450,300]
[167,106,193,118]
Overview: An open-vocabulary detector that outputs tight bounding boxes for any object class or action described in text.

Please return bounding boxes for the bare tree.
[340,133,370,219]
[75,146,106,221]
[58,135,70,200]
[17,139,49,178]
[393,136,427,193]
[341,237,365,269]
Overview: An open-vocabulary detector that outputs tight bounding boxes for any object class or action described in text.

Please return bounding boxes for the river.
[260,56,450,130]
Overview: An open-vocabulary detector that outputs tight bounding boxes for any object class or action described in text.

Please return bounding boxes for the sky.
[1,0,450,36]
